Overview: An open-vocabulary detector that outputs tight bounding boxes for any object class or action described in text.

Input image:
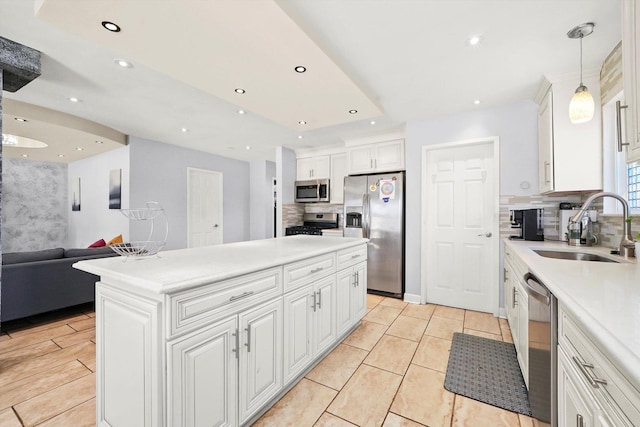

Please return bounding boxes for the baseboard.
[498,307,507,319]
[403,293,421,304]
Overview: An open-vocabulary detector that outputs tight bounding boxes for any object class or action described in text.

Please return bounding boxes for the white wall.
[249,160,275,240]
[405,100,539,300]
[276,146,297,237]
[67,146,130,248]
[2,159,68,252]
[128,137,250,249]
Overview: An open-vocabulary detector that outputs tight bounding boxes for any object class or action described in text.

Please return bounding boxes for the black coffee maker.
[509,208,544,241]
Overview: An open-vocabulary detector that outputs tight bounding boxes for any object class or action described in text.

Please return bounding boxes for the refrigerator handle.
[362,192,371,239]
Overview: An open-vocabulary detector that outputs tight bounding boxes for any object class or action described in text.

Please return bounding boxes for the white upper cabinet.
[296,155,330,180]
[623,0,640,162]
[535,73,602,194]
[330,153,347,204]
[347,139,405,175]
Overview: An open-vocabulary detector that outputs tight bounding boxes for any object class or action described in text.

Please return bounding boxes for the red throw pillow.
[88,239,106,248]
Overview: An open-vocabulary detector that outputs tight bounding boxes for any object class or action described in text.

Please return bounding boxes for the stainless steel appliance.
[294,179,330,203]
[524,272,557,427]
[285,213,338,236]
[509,208,544,241]
[343,172,404,297]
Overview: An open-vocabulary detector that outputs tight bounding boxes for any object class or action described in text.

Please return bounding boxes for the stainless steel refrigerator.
[343,172,405,297]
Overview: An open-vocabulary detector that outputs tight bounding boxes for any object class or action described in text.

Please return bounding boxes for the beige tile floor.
[0,297,541,426]
[255,294,542,427]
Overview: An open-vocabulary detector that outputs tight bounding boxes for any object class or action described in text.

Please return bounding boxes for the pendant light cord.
[579,33,584,86]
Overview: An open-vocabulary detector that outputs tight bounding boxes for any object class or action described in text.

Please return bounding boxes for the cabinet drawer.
[336,245,367,270]
[558,307,640,426]
[284,253,336,292]
[168,267,282,338]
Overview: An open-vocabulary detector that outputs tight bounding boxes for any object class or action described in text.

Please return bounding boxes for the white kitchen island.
[74,235,368,427]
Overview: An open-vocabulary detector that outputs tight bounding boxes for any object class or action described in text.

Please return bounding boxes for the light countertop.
[503,239,640,391]
[74,236,367,295]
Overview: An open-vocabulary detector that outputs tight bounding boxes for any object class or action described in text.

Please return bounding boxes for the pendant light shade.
[567,23,595,124]
[569,85,595,124]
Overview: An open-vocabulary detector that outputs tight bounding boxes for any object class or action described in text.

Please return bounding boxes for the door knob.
[477,232,492,237]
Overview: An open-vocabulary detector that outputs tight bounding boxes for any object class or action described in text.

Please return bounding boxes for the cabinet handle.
[576,414,584,427]
[311,292,317,312]
[616,100,630,152]
[316,290,322,309]
[310,267,323,274]
[512,287,517,308]
[244,326,251,352]
[504,268,508,281]
[229,291,254,302]
[544,161,550,184]
[232,329,239,359]
[355,271,359,287]
[351,254,361,259]
[572,356,607,388]
[374,158,377,169]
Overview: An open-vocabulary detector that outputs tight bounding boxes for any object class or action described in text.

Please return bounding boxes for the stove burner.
[285,226,323,236]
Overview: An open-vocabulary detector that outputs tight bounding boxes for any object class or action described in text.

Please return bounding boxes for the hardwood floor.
[0,298,545,426]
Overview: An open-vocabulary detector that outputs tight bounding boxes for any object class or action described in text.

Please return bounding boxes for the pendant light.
[567,23,595,124]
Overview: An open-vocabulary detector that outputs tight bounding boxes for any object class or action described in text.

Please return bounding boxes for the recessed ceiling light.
[298,135,303,139]
[76,147,84,151]
[370,120,376,125]
[57,154,64,158]
[298,120,307,125]
[238,109,246,115]
[21,154,28,158]
[474,100,481,105]
[114,59,133,68]
[68,97,80,103]
[294,66,307,73]
[246,146,251,150]
[181,127,189,133]
[468,35,481,46]
[14,117,27,122]
[234,88,245,94]
[349,109,358,114]
[102,21,121,32]
[95,140,104,144]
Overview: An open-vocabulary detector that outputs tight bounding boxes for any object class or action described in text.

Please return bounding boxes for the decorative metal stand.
[110,202,168,259]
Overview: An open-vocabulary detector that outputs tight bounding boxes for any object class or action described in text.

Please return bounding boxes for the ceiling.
[0,0,622,163]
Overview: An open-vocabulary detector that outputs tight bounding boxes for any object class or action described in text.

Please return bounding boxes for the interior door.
[188,168,223,247]
[423,139,497,313]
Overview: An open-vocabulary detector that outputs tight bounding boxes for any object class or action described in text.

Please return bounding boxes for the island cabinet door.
[283,285,314,384]
[314,275,337,357]
[336,268,354,337]
[351,262,367,322]
[238,298,283,424]
[558,348,598,427]
[167,316,238,427]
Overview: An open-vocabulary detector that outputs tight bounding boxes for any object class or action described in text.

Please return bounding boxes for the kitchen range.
[285,213,339,236]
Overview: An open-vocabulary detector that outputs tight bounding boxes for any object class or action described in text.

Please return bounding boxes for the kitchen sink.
[533,250,620,263]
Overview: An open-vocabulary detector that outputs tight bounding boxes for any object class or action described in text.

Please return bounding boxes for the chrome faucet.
[570,192,635,258]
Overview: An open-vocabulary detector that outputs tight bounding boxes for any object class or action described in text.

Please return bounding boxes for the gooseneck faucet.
[570,192,635,258]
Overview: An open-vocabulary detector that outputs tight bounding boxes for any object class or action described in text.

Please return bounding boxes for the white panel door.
[188,168,223,248]
[168,317,237,427]
[350,262,367,323]
[238,299,283,424]
[283,285,313,383]
[336,268,354,336]
[347,145,375,175]
[424,140,496,313]
[375,140,405,172]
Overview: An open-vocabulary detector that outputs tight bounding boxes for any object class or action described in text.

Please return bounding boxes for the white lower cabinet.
[283,276,336,383]
[336,261,367,337]
[168,317,238,427]
[557,305,640,427]
[238,299,283,424]
[503,249,528,387]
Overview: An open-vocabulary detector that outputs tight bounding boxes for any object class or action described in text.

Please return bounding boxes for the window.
[629,161,640,209]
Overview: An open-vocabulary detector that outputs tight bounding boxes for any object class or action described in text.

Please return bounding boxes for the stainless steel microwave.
[295,179,330,203]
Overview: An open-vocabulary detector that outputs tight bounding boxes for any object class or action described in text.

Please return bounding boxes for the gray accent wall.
[405,100,539,303]
[276,146,296,237]
[1,158,67,252]
[128,136,250,249]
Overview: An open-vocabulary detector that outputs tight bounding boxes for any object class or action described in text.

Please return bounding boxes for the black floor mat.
[444,332,532,416]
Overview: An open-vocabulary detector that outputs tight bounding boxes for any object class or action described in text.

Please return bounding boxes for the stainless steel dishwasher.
[523,272,557,427]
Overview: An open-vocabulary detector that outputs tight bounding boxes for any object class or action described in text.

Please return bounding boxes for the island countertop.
[74,235,367,295]
[503,239,640,391]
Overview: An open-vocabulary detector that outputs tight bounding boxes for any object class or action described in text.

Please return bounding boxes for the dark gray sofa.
[1,246,118,322]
